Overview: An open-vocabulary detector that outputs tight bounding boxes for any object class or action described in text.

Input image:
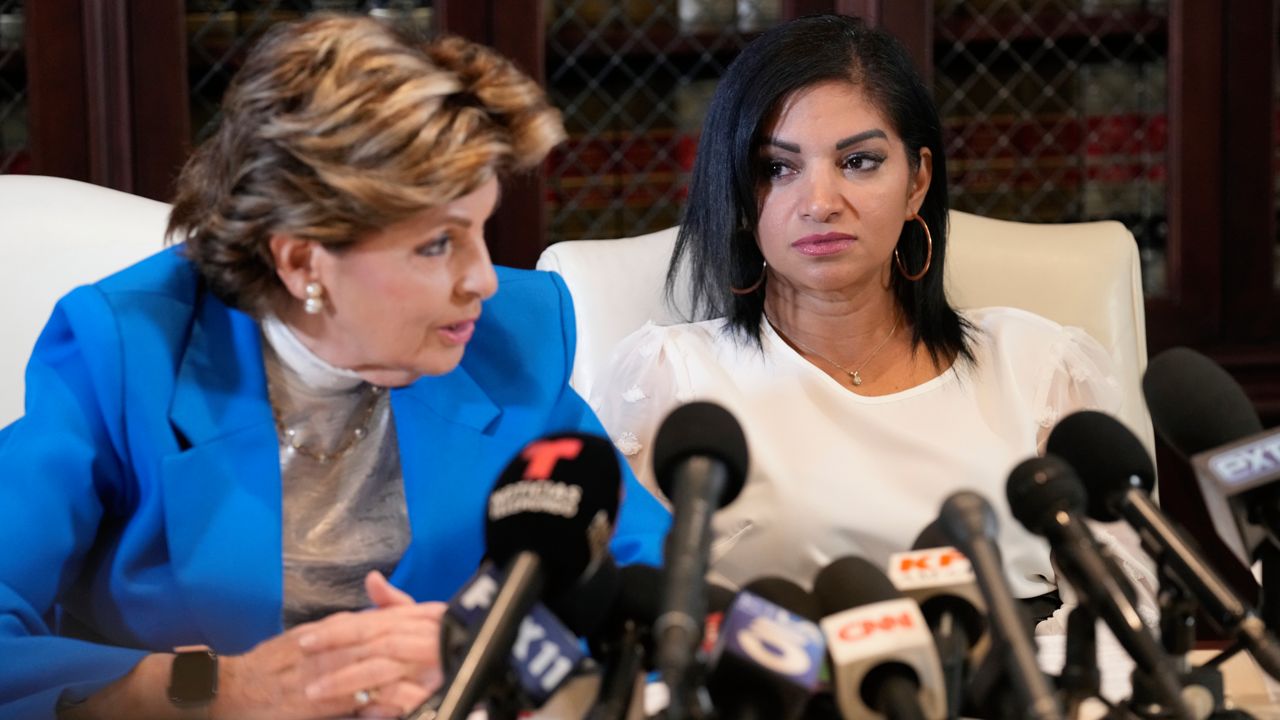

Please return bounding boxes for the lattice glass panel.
[935,0,1168,296]
[186,1,435,143]
[545,1,782,241]
[0,0,28,175]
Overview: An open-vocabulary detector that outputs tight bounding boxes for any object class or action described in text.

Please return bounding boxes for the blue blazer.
[0,247,670,718]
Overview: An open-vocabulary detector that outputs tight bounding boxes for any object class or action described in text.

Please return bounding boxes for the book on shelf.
[1080,59,1166,225]
[549,70,710,240]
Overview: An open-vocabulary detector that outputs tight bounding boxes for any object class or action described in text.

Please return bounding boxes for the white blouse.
[591,306,1151,603]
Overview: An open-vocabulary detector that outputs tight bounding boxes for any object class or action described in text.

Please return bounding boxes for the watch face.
[169,651,217,704]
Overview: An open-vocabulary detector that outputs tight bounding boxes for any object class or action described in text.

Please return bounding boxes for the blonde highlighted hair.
[167,15,565,315]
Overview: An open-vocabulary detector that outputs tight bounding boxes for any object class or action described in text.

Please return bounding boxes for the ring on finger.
[353,687,378,707]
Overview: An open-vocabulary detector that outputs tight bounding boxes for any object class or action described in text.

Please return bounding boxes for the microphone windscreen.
[615,563,665,626]
[1047,410,1155,522]
[743,577,821,622]
[548,553,619,637]
[1143,347,1262,456]
[937,491,999,557]
[1006,454,1086,536]
[911,518,952,551]
[485,432,621,598]
[652,401,749,502]
[813,556,902,616]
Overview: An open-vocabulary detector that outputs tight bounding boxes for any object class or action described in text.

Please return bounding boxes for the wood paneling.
[1163,0,1224,344]
[25,0,90,181]
[82,0,133,190]
[1220,0,1277,342]
[128,2,188,202]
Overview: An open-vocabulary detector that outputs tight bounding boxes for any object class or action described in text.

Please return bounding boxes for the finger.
[304,657,409,704]
[355,680,432,718]
[298,630,442,679]
[420,600,448,620]
[418,665,444,695]
[365,570,416,608]
[298,605,440,652]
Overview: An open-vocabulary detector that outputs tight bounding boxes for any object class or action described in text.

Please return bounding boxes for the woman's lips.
[792,233,855,256]
[438,320,476,345]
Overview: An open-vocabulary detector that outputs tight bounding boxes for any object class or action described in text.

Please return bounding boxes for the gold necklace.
[273,384,385,464]
[765,313,901,387]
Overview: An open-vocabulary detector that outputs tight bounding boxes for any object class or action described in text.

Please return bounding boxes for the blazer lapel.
[389,366,502,599]
[161,294,284,652]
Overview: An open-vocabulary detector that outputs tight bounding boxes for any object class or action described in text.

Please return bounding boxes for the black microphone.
[1143,347,1280,564]
[937,491,1063,720]
[437,561,597,719]
[412,432,623,720]
[588,564,664,720]
[813,556,947,720]
[704,577,827,720]
[1048,409,1280,681]
[1007,455,1194,720]
[651,401,749,718]
[887,522,989,719]
[589,569,737,720]
[744,577,823,621]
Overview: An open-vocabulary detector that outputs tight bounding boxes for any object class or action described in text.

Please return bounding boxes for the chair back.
[0,176,170,427]
[536,211,1154,453]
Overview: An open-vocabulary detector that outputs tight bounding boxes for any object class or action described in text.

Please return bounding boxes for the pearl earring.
[303,281,326,315]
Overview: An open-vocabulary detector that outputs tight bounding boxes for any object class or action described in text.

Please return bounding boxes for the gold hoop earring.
[730,260,767,295]
[894,214,933,282]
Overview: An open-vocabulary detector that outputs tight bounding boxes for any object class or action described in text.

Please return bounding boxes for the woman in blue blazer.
[0,17,669,720]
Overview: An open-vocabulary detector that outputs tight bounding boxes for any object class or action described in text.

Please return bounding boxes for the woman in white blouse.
[592,14,1154,623]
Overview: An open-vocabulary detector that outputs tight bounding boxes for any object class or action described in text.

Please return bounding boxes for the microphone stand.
[1257,543,1280,633]
[1115,560,1191,720]
[485,683,523,720]
[1127,562,1258,720]
[1059,604,1100,719]
[965,635,1019,720]
[659,667,714,720]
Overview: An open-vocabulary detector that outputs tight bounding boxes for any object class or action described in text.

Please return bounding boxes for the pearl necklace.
[273,384,385,464]
[764,313,901,387]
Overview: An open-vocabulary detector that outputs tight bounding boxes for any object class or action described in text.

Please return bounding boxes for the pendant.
[851,371,863,386]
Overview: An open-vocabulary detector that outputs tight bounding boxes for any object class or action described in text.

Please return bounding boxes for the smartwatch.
[168,645,218,707]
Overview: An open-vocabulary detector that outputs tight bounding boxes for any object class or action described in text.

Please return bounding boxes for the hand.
[212,573,445,720]
[294,572,447,718]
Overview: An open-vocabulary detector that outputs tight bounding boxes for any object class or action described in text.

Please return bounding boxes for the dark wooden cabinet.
[883,1,1280,425]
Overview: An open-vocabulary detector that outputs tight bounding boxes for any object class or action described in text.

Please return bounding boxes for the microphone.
[440,563,588,711]
[413,432,623,720]
[651,401,749,718]
[704,578,827,720]
[813,555,947,720]
[589,569,736,720]
[888,525,989,719]
[743,577,823,621]
[587,564,664,720]
[1047,410,1280,681]
[1143,347,1280,565]
[1007,455,1194,720]
[936,491,1063,720]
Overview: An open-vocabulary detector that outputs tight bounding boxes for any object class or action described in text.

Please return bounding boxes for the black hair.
[669,14,972,368]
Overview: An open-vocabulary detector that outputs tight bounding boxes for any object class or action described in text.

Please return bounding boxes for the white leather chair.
[536,211,1156,455]
[0,175,170,427]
